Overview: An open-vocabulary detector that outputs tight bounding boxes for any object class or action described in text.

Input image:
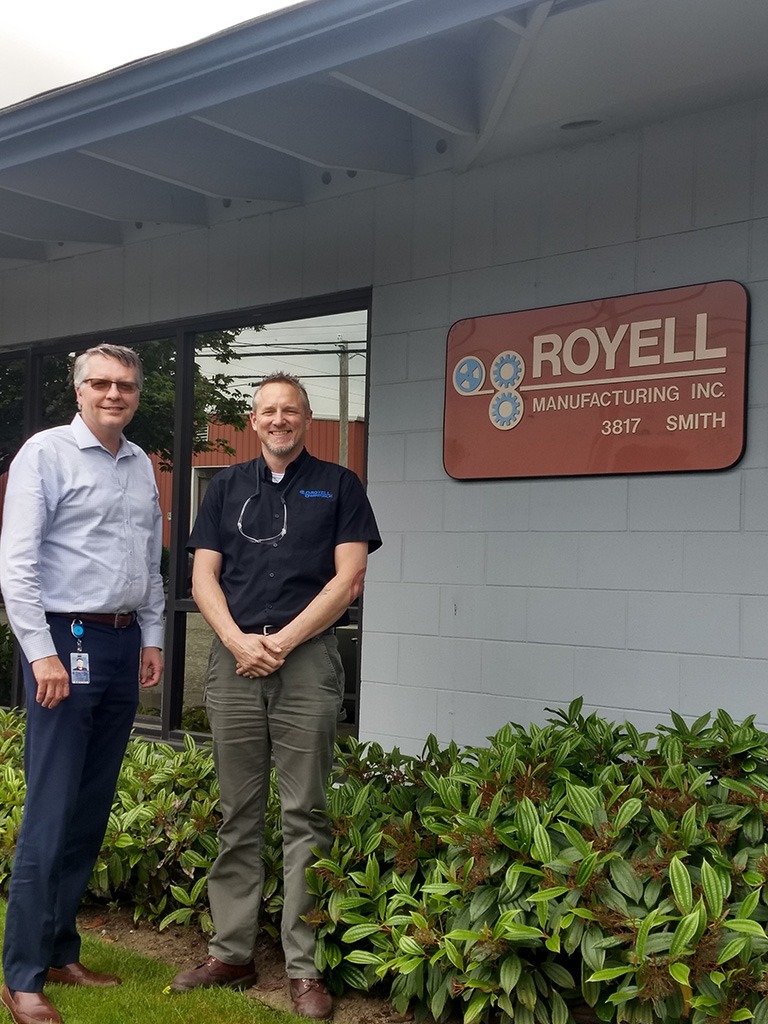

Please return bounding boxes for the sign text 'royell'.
[443,281,748,480]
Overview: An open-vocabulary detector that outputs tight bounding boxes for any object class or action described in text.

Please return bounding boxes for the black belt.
[51,612,137,628]
[260,624,335,636]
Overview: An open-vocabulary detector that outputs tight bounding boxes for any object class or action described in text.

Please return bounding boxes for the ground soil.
[78,905,405,1024]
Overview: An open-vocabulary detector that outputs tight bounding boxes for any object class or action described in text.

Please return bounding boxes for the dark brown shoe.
[46,962,121,987]
[0,986,62,1024]
[289,978,333,1020]
[168,955,257,992]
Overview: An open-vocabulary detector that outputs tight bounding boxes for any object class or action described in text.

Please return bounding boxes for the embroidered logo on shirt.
[299,489,334,499]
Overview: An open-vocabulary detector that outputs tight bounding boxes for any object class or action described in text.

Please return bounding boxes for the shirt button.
[269,572,275,578]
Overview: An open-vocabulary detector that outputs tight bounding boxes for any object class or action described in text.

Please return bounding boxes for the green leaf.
[499,953,522,994]
[575,852,599,888]
[527,887,570,903]
[669,911,700,957]
[345,950,384,965]
[613,797,643,833]
[609,858,643,902]
[729,1011,754,1023]
[669,856,693,914]
[341,923,382,943]
[516,796,539,846]
[588,966,634,982]
[723,918,766,938]
[532,823,553,863]
[554,820,592,857]
[701,859,724,919]
[566,783,600,827]
[739,888,761,920]
[463,991,491,1024]
[668,962,690,986]
[398,935,427,957]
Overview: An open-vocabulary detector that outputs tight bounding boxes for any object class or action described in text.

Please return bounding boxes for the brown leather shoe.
[46,962,121,987]
[168,955,258,992]
[0,986,62,1024]
[289,978,333,1019]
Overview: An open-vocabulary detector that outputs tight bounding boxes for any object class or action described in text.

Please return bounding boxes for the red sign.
[444,281,748,479]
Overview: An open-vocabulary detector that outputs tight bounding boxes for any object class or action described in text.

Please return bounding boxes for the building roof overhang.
[1,0,767,270]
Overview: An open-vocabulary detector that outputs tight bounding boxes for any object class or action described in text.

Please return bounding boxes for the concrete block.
[403,531,487,584]
[527,588,627,647]
[531,477,628,531]
[367,433,406,482]
[439,585,527,641]
[486,532,579,589]
[692,105,752,227]
[578,533,683,591]
[636,223,749,292]
[742,595,768,658]
[481,641,575,701]
[640,119,694,237]
[362,581,440,636]
[586,134,640,248]
[368,481,445,532]
[374,181,414,286]
[628,473,741,531]
[413,173,453,279]
[443,479,530,532]
[627,592,740,656]
[680,655,767,722]
[452,166,496,273]
[574,647,681,713]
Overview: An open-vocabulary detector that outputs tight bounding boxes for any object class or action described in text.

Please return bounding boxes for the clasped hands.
[234,632,287,678]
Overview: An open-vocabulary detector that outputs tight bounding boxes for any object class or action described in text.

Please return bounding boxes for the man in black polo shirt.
[170,372,381,1019]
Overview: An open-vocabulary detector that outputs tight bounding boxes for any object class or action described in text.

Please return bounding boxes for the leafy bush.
[0,714,283,939]
[310,702,768,1024]
[2,700,768,1023]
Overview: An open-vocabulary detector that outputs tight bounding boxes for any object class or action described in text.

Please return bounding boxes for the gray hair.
[252,372,311,414]
[73,344,144,390]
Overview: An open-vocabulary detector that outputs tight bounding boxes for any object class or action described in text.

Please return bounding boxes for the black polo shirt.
[187,448,382,632]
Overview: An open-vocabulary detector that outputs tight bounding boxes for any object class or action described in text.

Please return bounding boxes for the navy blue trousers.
[2,616,139,992]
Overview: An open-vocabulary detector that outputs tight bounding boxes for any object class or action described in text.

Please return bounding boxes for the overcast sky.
[0,0,302,109]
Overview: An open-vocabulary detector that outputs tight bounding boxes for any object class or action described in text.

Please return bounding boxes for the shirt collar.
[71,413,134,458]
[256,446,309,482]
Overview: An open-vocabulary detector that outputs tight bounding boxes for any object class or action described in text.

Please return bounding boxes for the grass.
[0,903,296,1024]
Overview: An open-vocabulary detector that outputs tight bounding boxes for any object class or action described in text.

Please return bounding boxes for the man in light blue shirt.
[0,344,164,1024]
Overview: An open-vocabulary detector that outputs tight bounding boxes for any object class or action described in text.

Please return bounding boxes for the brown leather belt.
[56,612,137,628]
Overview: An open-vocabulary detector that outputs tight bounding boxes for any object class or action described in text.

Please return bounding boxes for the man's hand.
[31,655,70,709]
[233,634,286,678]
[140,647,163,688]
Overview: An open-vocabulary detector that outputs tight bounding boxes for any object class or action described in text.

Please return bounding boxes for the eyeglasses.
[237,493,287,544]
[81,378,140,395]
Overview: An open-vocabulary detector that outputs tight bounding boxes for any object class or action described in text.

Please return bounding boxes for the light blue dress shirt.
[0,414,165,663]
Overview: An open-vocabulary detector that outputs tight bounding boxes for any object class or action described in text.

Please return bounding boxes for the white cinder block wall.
[362,96,768,752]
[1,97,767,754]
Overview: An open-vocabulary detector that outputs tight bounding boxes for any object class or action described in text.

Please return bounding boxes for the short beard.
[263,436,299,457]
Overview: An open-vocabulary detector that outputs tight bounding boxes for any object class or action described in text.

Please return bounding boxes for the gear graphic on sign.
[489,390,523,430]
[490,350,525,390]
[452,356,486,395]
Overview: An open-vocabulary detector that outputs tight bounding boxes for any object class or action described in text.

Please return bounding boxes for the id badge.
[70,652,91,685]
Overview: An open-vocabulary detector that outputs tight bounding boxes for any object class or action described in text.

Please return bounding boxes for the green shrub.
[2,700,768,1023]
[310,702,768,1024]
